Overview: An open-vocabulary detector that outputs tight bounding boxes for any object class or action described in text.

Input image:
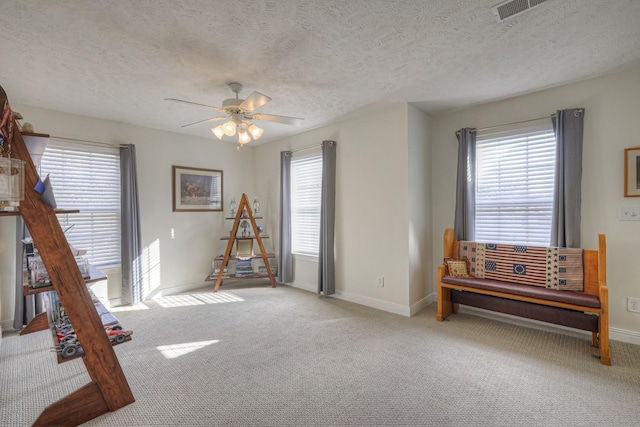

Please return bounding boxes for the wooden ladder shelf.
[1,85,134,426]
[214,193,276,292]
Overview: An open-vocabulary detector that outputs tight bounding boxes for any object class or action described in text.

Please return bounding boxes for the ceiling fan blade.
[252,113,304,126]
[165,98,225,113]
[181,116,227,128]
[239,91,271,113]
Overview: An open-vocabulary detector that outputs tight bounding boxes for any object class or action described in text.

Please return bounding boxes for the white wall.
[430,66,640,339]
[254,104,419,315]
[1,104,254,326]
[407,105,432,314]
[0,220,17,329]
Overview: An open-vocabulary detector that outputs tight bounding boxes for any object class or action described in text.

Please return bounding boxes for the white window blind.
[475,128,556,246]
[291,154,322,256]
[40,140,121,268]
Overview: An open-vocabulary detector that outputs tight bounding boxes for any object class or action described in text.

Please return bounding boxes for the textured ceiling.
[2,0,640,145]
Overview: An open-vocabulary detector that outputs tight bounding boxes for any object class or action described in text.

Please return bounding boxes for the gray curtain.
[278,151,293,283]
[120,144,143,305]
[551,109,585,248]
[454,128,476,241]
[13,218,44,330]
[318,140,336,296]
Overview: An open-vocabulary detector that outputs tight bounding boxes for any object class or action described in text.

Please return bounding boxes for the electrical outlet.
[619,207,640,221]
[628,297,640,313]
[377,277,384,287]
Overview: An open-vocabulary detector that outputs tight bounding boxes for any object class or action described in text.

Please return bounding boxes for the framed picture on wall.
[172,166,223,211]
[624,147,640,197]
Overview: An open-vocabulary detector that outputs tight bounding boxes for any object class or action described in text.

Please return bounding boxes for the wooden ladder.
[1,85,134,426]
[214,193,276,292]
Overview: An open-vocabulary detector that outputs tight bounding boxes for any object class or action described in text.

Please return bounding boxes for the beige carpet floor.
[2,284,640,426]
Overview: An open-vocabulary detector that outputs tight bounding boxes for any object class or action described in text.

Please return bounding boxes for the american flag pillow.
[458,241,584,292]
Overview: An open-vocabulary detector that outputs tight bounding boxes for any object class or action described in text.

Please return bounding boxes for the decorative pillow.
[444,257,473,278]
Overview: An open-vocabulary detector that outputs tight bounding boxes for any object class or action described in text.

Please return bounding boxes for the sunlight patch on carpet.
[157,340,220,359]
[153,292,244,308]
[110,302,151,312]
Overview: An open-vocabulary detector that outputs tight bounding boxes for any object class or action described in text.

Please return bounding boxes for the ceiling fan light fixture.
[238,129,251,145]
[211,125,225,140]
[248,124,264,140]
[222,121,236,137]
[166,82,304,147]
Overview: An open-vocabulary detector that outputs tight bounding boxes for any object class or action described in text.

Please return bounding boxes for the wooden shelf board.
[21,131,50,138]
[206,274,274,282]
[221,234,269,240]
[23,265,107,296]
[214,253,275,261]
[50,325,133,364]
[225,216,263,220]
[0,208,80,217]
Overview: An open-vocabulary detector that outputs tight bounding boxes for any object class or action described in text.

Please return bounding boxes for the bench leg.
[599,314,611,366]
[437,285,453,321]
[452,302,459,314]
[591,332,598,347]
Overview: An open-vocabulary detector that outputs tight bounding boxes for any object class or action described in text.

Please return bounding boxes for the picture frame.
[236,239,254,257]
[624,147,640,197]
[172,166,223,211]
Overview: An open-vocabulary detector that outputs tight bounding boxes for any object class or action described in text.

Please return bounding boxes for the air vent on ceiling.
[492,0,549,22]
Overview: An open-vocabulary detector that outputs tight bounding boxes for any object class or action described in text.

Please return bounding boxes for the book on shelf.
[258,265,277,276]
[209,267,229,280]
[234,259,254,277]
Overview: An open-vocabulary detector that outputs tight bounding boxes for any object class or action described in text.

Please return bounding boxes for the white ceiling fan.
[165,82,303,148]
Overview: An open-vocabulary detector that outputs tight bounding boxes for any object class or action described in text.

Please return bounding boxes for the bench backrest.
[443,228,606,298]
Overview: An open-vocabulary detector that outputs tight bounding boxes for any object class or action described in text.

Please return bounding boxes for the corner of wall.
[407,105,433,308]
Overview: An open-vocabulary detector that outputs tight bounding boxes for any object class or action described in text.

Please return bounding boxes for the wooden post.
[1,85,134,425]
[597,234,611,366]
[437,228,456,321]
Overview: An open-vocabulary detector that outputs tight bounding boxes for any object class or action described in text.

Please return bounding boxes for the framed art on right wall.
[624,147,640,197]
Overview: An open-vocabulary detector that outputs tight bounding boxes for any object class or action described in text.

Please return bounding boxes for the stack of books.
[234,259,254,277]
[258,265,277,277]
[210,267,229,280]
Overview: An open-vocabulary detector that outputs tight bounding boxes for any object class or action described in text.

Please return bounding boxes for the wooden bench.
[436,228,610,365]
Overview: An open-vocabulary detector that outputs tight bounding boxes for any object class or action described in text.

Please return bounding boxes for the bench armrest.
[437,264,447,283]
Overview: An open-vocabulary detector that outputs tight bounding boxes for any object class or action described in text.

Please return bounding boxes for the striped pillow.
[458,241,584,292]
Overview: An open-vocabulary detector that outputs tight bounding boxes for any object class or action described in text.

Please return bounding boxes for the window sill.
[293,253,319,262]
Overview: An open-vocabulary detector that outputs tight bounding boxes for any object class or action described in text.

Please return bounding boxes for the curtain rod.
[50,135,128,149]
[472,114,555,133]
[289,144,321,154]
[469,109,584,134]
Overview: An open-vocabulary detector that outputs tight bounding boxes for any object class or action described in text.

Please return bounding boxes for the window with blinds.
[40,140,121,268]
[291,154,322,256]
[475,127,556,246]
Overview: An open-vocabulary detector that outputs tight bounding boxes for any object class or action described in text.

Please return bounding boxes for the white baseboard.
[333,290,411,317]
[411,293,435,316]
[288,282,412,317]
[610,326,640,346]
[289,281,316,293]
[457,305,640,346]
[1,319,16,333]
